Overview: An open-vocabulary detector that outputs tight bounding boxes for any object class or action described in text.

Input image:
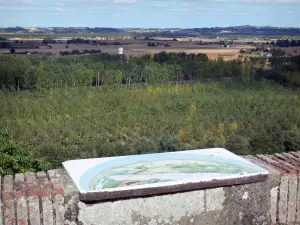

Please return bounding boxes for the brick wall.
[246,152,300,224]
[0,169,78,225]
[1,152,300,225]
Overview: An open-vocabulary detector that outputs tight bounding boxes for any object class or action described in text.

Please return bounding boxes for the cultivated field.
[3,34,299,59]
[281,46,300,56]
[131,46,252,60]
[0,38,254,60]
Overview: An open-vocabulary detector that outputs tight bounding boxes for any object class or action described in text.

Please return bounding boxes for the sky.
[0,0,300,28]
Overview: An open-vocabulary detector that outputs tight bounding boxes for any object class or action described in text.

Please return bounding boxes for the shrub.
[226,134,249,155]
[0,133,51,175]
[264,70,288,84]
[96,140,132,157]
[207,136,226,148]
[250,134,278,155]
[35,142,72,167]
[278,131,300,152]
[133,137,159,154]
[159,132,182,152]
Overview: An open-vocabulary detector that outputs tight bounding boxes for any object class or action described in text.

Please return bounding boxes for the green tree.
[93,62,104,87]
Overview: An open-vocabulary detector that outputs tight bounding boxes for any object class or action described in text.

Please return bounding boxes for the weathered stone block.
[3,175,15,225]
[77,181,270,225]
[25,172,41,225]
[278,174,289,224]
[0,176,3,225]
[287,174,298,223]
[37,171,54,225]
[14,173,28,225]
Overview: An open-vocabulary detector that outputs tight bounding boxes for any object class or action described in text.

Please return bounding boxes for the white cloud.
[211,0,300,2]
[232,12,249,14]
[56,7,66,11]
[283,9,296,13]
[12,7,26,11]
[19,0,32,3]
[211,0,250,2]
[55,2,65,6]
[0,0,34,4]
[114,0,138,3]
[88,0,105,2]
[151,3,166,8]
[256,0,300,2]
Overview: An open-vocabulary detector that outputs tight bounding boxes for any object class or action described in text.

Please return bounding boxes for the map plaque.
[63,148,268,201]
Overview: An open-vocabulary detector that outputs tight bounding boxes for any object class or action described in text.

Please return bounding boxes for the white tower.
[118,47,123,55]
[118,47,124,64]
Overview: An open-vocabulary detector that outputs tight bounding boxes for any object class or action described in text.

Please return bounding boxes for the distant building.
[43,38,56,44]
[260,52,272,57]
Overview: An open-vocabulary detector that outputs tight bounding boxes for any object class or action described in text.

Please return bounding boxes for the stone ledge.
[1,151,300,224]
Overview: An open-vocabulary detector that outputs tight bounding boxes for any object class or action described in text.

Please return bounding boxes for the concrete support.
[205,188,225,211]
[78,190,207,225]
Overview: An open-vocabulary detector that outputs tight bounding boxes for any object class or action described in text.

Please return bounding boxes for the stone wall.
[1,152,300,225]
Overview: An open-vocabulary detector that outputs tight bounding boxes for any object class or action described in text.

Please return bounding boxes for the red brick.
[274,153,300,170]
[3,175,15,225]
[256,155,288,174]
[55,187,65,196]
[268,155,299,174]
[37,171,54,225]
[25,172,41,225]
[15,174,28,225]
[27,190,39,198]
[48,170,65,225]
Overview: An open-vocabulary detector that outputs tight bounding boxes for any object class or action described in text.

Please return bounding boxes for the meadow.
[1,81,300,173]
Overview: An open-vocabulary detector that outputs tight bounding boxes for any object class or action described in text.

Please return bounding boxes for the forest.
[1,52,300,175]
[273,39,300,47]
[1,52,300,91]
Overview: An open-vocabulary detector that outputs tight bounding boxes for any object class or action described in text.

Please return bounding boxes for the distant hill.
[87,27,121,33]
[1,27,122,34]
[2,27,28,33]
[179,26,300,36]
[1,26,300,36]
